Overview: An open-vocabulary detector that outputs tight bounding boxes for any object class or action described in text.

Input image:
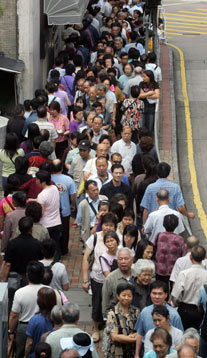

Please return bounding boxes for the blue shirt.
[51,174,77,217]
[140,178,184,213]
[22,111,38,136]
[144,348,175,358]
[135,303,184,338]
[26,313,53,358]
[124,42,145,56]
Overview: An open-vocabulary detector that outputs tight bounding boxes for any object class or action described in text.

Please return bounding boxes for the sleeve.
[68,161,74,176]
[173,329,183,348]
[59,264,69,285]
[144,330,153,353]
[65,151,73,164]
[37,190,45,206]
[102,277,112,318]
[106,310,119,334]
[171,272,185,306]
[11,290,22,313]
[18,149,25,156]
[68,178,77,195]
[100,256,111,273]
[170,260,180,283]
[144,214,154,234]
[50,127,58,140]
[86,234,95,251]
[26,316,36,337]
[63,116,70,130]
[83,159,93,173]
[140,187,151,210]
[197,286,206,308]
[171,312,184,332]
[175,185,185,207]
[135,312,145,335]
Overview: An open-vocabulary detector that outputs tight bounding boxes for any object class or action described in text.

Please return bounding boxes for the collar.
[158,205,169,210]
[120,139,132,147]
[190,264,203,269]
[87,195,99,204]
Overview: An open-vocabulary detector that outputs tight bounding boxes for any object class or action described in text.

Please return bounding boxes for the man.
[100,164,133,208]
[102,248,136,317]
[96,83,114,117]
[65,133,96,171]
[166,328,200,358]
[83,143,111,180]
[170,236,199,284]
[78,106,96,133]
[76,180,107,243]
[111,126,136,177]
[91,116,108,145]
[51,159,77,255]
[88,86,97,106]
[114,37,125,57]
[69,140,92,190]
[22,98,39,136]
[46,303,98,358]
[116,52,129,76]
[110,152,129,185]
[171,245,207,330]
[177,345,197,358]
[47,56,65,81]
[90,156,112,190]
[123,65,143,97]
[146,52,162,82]
[135,281,184,358]
[8,261,46,358]
[144,189,185,242]
[7,104,25,142]
[2,217,43,282]
[141,162,195,224]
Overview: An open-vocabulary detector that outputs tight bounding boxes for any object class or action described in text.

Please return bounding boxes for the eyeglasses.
[113,160,122,164]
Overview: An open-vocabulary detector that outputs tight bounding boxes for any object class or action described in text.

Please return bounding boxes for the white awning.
[44,0,89,25]
[0,55,24,74]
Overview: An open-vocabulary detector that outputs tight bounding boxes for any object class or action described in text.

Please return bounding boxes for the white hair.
[182,328,200,344]
[117,247,134,258]
[133,259,155,276]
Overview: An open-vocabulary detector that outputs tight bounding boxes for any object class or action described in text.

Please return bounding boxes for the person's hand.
[82,282,90,293]
[134,355,139,358]
[112,120,116,128]
[188,212,195,219]
[8,332,15,342]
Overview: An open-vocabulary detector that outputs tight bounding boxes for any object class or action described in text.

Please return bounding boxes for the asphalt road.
[162,0,207,246]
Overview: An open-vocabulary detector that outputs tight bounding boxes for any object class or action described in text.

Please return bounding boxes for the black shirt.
[100,180,133,209]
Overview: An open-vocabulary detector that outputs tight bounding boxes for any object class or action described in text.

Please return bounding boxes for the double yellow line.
[168,43,207,239]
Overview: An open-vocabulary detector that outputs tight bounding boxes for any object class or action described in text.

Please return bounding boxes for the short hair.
[84,179,97,191]
[147,52,157,63]
[156,189,169,201]
[163,214,179,232]
[31,98,40,110]
[150,280,168,294]
[42,239,56,259]
[24,99,31,111]
[134,259,155,277]
[35,342,52,358]
[15,156,29,174]
[152,305,169,319]
[33,136,43,150]
[177,345,197,358]
[73,106,83,117]
[18,216,33,234]
[135,239,154,261]
[122,209,135,220]
[100,212,117,229]
[182,327,200,344]
[150,328,172,347]
[123,63,133,72]
[25,201,42,223]
[52,159,63,173]
[37,105,47,118]
[117,247,135,258]
[103,231,119,245]
[191,245,206,262]
[99,134,113,146]
[110,202,124,223]
[120,52,128,58]
[83,106,96,121]
[123,224,138,250]
[61,303,80,323]
[116,282,135,296]
[36,170,51,185]
[49,100,61,112]
[139,136,154,153]
[111,164,124,173]
[157,162,171,178]
[186,236,199,249]
[98,200,110,211]
[27,261,45,284]
[111,152,122,161]
[131,85,140,98]
[96,156,108,165]
[12,191,26,208]
[41,267,53,285]
[45,81,57,93]
[37,287,57,315]
[50,305,63,325]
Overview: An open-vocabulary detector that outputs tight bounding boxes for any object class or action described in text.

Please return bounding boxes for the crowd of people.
[0,1,206,358]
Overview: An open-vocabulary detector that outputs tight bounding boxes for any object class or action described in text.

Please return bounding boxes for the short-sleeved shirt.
[51,174,77,217]
[99,252,117,273]
[144,326,183,353]
[86,232,107,283]
[111,139,136,174]
[30,120,58,141]
[49,114,69,142]
[37,185,61,228]
[0,195,15,216]
[139,81,160,113]
[0,148,24,177]
[40,260,69,291]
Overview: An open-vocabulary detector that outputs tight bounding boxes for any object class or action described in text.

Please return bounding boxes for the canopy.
[44,0,89,25]
[0,55,24,74]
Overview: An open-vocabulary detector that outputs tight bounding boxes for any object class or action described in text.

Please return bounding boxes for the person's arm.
[0,214,4,232]
[25,337,33,358]
[148,88,160,99]
[111,331,138,343]
[70,193,76,212]
[9,311,19,333]
[135,334,144,358]
[177,205,195,219]
[1,215,11,251]
[65,93,72,107]
[2,262,11,281]
[83,171,92,181]
[139,88,154,99]
[82,246,92,293]
[62,283,70,291]
[142,208,149,225]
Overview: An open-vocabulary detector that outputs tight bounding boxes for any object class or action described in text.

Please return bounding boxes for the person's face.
[75,110,83,121]
[83,82,90,94]
[118,199,126,209]
[124,234,135,249]
[86,112,96,127]
[79,148,90,160]
[115,40,123,50]
[111,155,122,166]
[124,65,132,76]
[106,19,113,27]
[122,216,134,228]
[137,270,153,286]
[93,117,102,132]
[99,204,109,216]
[102,221,115,234]
[121,55,129,65]
[71,137,77,147]
[102,139,111,149]
[97,42,104,50]
[77,79,85,91]
[152,314,169,329]
[113,6,119,14]
[179,348,195,358]
[105,59,113,68]
[96,159,108,176]
[153,338,169,358]
[76,99,84,108]
[121,127,132,142]
[117,250,133,272]
[89,87,97,100]
[99,98,106,110]
[86,71,94,78]
[103,80,110,91]
[105,237,118,251]
[117,289,133,307]
[95,106,102,115]
[112,168,124,184]
[87,184,99,201]
[96,144,108,157]
[143,72,150,84]
[143,245,153,260]
[184,338,199,354]
[112,26,120,37]
[150,288,167,306]
[49,108,59,117]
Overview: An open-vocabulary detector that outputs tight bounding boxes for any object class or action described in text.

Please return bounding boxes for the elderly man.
[144,189,185,242]
[166,328,200,358]
[91,116,108,145]
[123,65,143,97]
[46,303,98,358]
[89,156,112,190]
[83,143,111,180]
[60,349,80,358]
[102,248,136,317]
[171,245,207,330]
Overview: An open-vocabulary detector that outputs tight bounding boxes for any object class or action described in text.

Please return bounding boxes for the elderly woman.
[131,259,154,311]
[144,328,175,358]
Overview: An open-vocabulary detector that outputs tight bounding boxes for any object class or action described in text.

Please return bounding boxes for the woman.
[123,224,139,251]
[69,106,84,133]
[82,213,117,343]
[121,85,143,144]
[139,70,160,136]
[100,17,113,34]
[99,134,112,158]
[0,174,20,231]
[118,63,134,90]
[60,64,75,105]
[132,137,158,177]
[131,259,154,311]
[99,231,119,277]
[143,328,175,358]
[15,156,32,185]
[116,209,135,244]
[0,132,24,191]
[49,101,70,159]
[134,239,154,262]
[25,287,57,358]
[144,306,183,353]
[105,282,139,358]
[20,123,40,155]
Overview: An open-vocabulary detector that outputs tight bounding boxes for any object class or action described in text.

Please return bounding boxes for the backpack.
[99,256,118,274]
[145,63,158,81]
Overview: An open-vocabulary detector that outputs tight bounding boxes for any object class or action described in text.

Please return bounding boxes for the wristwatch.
[8,330,14,335]
[83,280,89,284]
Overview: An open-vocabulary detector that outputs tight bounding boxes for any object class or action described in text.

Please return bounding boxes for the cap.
[39,141,54,157]
[60,337,94,357]
[78,140,91,150]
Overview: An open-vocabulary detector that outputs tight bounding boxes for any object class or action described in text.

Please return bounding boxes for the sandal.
[92,331,100,343]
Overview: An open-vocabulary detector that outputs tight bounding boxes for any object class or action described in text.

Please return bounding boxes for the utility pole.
[144,0,161,57]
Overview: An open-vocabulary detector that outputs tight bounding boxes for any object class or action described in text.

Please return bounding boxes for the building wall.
[0,0,17,59]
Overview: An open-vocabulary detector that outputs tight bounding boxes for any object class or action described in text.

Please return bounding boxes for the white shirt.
[83,158,111,176]
[111,139,136,174]
[144,326,183,353]
[144,205,185,243]
[170,253,207,282]
[90,172,112,191]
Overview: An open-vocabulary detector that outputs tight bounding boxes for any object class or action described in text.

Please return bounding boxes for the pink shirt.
[37,185,61,228]
[49,114,69,143]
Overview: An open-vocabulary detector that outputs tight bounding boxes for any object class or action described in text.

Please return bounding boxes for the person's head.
[163,214,179,233]
[191,245,206,263]
[111,22,122,37]
[111,164,124,184]
[103,54,114,69]
[147,52,157,64]
[84,180,99,201]
[78,140,91,160]
[101,212,117,233]
[37,287,57,316]
[50,305,63,326]
[60,349,80,358]
[40,161,52,173]
[88,86,97,102]
[65,63,75,76]
[75,96,86,109]
[186,236,199,251]
[116,282,135,307]
[27,122,40,141]
[121,125,132,143]
[4,132,19,155]
[18,216,33,234]
[117,247,134,273]
[128,47,140,61]
[96,96,106,111]
[110,202,124,223]
[103,77,111,92]
[37,105,47,119]
[4,174,20,196]
[151,305,170,330]
[83,107,96,127]
[35,342,52,358]
[157,162,171,178]
[123,63,133,76]
[98,200,110,216]
[111,152,122,166]
[52,159,63,173]
[104,231,119,251]
[99,135,112,150]
[139,136,154,153]
[135,239,154,260]
[40,129,50,141]
[49,100,61,116]
[24,99,32,112]
[71,132,79,147]
[123,224,138,250]
[83,80,91,95]
[114,36,124,51]
[36,170,51,186]
[134,259,154,286]
[41,266,53,285]
[177,345,197,358]
[156,189,169,206]
[42,238,56,259]
[96,156,108,177]
[130,85,140,99]
[92,116,103,133]
[15,156,29,175]
[61,303,80,323]
[150,328,172,358]
[33,136,43,150]
[143,69,155,85]
[27,261,45,284]
[60,333,93,358]
[25,201,42,223]
[121,209,135,228]
[12,191,26,208]
[150,281,168,306]
[73,106,84,122]
[181,328,200,354]
[96,143,108,158]
[110,193,127,210]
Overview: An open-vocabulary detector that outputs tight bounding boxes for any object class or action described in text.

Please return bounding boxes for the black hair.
[27,261,45,284]
[52,160,63,173]
[111,164,124,173]
[36,170,51,185]
[45,82,57,94]
[84,179,97,191]
[120,52,128,59]
[33,136,43,150]
[34,342,51,358]
[24,99,31,111]
[25,201,42,223]
[65,63,75,76]
[128,47,140,60]
[12,191,26,208]
[104,231,119,245]
[15,156,29,175]
[101,212,117,229]
[4,174,20,196]
[131,85,140,98]
[55,57,64,66]
[109,202,124,223]
[73,105,84,117]
[93,101,103,109]
[73,333,92,358]
[135,239,154,261]
[152,305,169,319]
[163,214,179,232]
[49,101,61,112]
[4,132,19,158]
[19,216,33,234]
[37,105,47,118]
[40,161,52,173]
[123,63,133,73]
[27,122,40,147]
[75,95,87,109]
[13,104,24,116]
[130,31,139,41]
[157,162,171,178]
[34,89,47,98]
[122,209,135,220]
[123,224,138,250]
[147,52,157,64]
[42,239,56,259]
[150,280,168,294]
[98,200,110,211]
[191,245,206,262]
[41,267,53,285]
[116,282,135,296]
[99,134,113,146]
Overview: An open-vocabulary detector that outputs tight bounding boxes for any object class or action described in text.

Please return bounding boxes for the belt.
[19,321,28,324]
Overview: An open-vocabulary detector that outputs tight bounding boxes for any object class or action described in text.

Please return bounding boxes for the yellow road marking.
[167,24,207,30]
[167,32,195,37]
[167,28,207,34]
[179,11,207,15]
[168,43,207,239]
[166,12,207,18]
[167,21,207,27]
[166,16,207,23]
[196,9,207,11]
